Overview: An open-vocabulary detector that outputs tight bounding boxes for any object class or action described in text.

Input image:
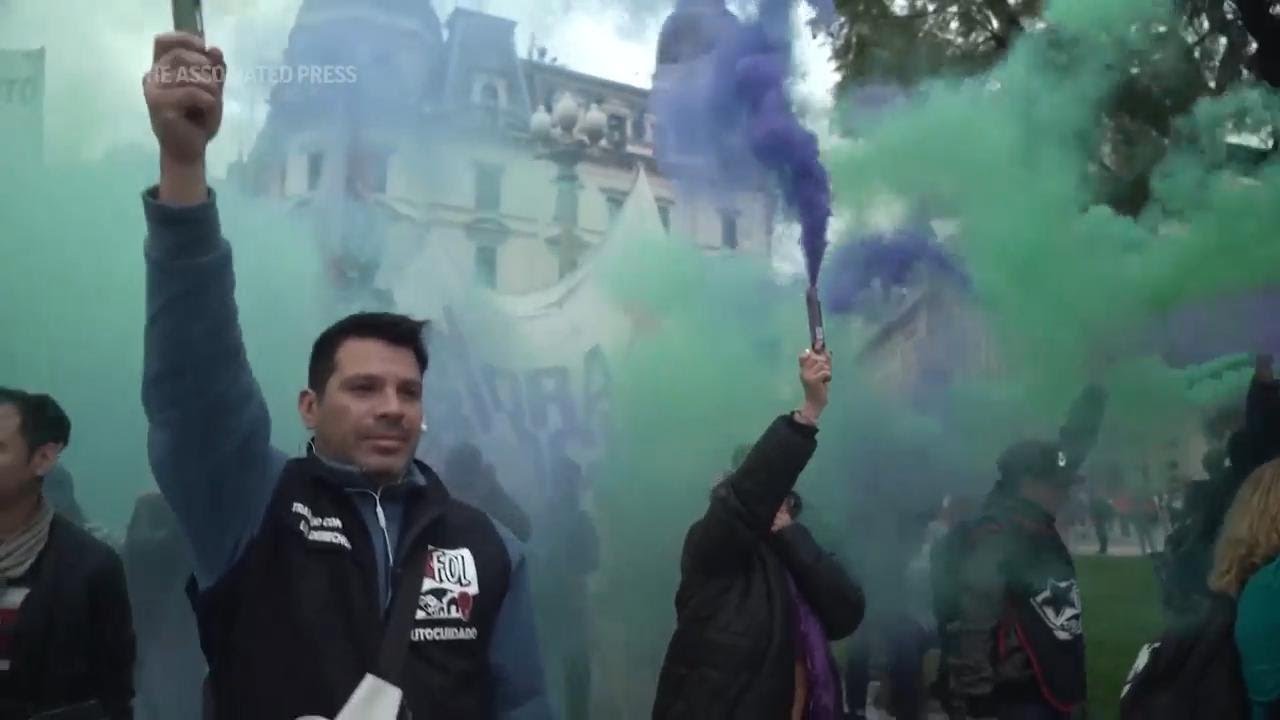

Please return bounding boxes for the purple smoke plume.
[653,0,835,285]
[1157,289,1280,367]
[820,226,971,317]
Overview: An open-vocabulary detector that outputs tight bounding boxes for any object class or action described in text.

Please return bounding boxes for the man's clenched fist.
[143,32,225,167]
[796,348,832,425]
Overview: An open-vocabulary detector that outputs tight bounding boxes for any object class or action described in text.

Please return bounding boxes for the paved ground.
[1070,541,1150,557]
[1066,527,1163,558]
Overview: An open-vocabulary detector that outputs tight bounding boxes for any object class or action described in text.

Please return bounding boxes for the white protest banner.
[0,47,45,162]
[382,170,668,506]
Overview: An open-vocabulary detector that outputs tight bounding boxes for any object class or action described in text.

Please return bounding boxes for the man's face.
[299,338,424,480]
[0,404,55,506]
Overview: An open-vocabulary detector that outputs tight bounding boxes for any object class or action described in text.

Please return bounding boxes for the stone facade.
[234,2,775,304]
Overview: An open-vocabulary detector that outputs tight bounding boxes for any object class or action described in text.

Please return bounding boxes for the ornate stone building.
[233,0,776,308]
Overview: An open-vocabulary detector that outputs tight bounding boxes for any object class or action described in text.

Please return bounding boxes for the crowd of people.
[4,29,1280,720]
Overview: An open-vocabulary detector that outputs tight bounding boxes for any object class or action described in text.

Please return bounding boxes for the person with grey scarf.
[0,388,135,720]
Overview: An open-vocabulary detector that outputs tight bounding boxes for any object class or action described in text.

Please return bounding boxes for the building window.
[345,149,389,196]
[632,113,647,142]
[657,202,672,234]
[480,81,501,126]
[607,113,628,150]
[307,151,324,191]
[653,122,669,154]
[720,210,739,250]
[604,192,625,224]
[474,163,503,212]
[475,245,498,289]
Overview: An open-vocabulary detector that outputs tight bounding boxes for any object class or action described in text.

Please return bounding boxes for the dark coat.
[652,415,865,719]
[0,514,135,720]
[945,494,1085,715]
[1119,594,1248,720]
[190,456,516,720]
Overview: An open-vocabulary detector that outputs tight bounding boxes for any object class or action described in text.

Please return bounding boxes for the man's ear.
[31,443,63,478]
[298,389,320,431]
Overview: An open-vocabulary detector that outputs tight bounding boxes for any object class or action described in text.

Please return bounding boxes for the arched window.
[476,79,502,126]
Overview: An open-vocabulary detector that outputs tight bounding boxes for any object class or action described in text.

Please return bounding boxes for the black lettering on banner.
[526,367,575,432]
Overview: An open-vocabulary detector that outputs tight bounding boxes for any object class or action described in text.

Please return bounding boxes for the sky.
[0,0,839,176]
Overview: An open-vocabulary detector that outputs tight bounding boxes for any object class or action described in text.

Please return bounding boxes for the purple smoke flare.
[653,0,835,285]
[820,227,971,317]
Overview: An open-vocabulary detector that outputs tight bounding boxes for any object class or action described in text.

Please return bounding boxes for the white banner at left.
[0,47,45,164]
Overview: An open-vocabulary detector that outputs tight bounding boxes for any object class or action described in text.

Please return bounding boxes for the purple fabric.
[787,572,840,719]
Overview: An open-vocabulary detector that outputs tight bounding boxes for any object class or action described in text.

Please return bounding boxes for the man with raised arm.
[140,32,550,720]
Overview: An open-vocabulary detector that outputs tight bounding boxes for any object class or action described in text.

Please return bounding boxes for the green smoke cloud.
[825,0,1278,460]
[0,144,326,529]
[4,0,1279,714]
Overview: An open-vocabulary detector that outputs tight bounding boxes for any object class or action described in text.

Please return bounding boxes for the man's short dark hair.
[308,313,429,393]
[0,387,71,456]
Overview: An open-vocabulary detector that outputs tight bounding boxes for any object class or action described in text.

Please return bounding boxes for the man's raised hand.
[143,33,225,170]
[796,348,832,425]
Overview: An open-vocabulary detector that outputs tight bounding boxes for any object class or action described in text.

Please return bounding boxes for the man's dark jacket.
[1161,374,1280,622]
[652,415,865,719]
[941,383,1107,715]
[0,514,135,720]
[189,454,517,720]
[945,493,1085,715]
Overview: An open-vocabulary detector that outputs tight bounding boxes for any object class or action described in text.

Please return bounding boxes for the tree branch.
[1233,0,1280,86]
[892,6,949,21]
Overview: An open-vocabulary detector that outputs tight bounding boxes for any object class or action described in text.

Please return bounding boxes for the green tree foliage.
[830,0,1280,214]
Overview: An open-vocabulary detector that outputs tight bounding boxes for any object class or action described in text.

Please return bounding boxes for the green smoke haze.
[3,0,1278,714]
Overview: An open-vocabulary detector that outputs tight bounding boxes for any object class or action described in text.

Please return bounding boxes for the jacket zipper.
[364,484,445,612]
[353,487,395,612]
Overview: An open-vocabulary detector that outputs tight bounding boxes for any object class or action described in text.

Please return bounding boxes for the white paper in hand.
[295,673,404,720]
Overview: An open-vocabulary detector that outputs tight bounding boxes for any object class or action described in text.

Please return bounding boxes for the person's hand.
[771,505,793,533]
[796,348,832,424]
[143,33,225,202]
[144,32,224,164]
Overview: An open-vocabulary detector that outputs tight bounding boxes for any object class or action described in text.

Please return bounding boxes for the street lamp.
[530,94,607,279]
